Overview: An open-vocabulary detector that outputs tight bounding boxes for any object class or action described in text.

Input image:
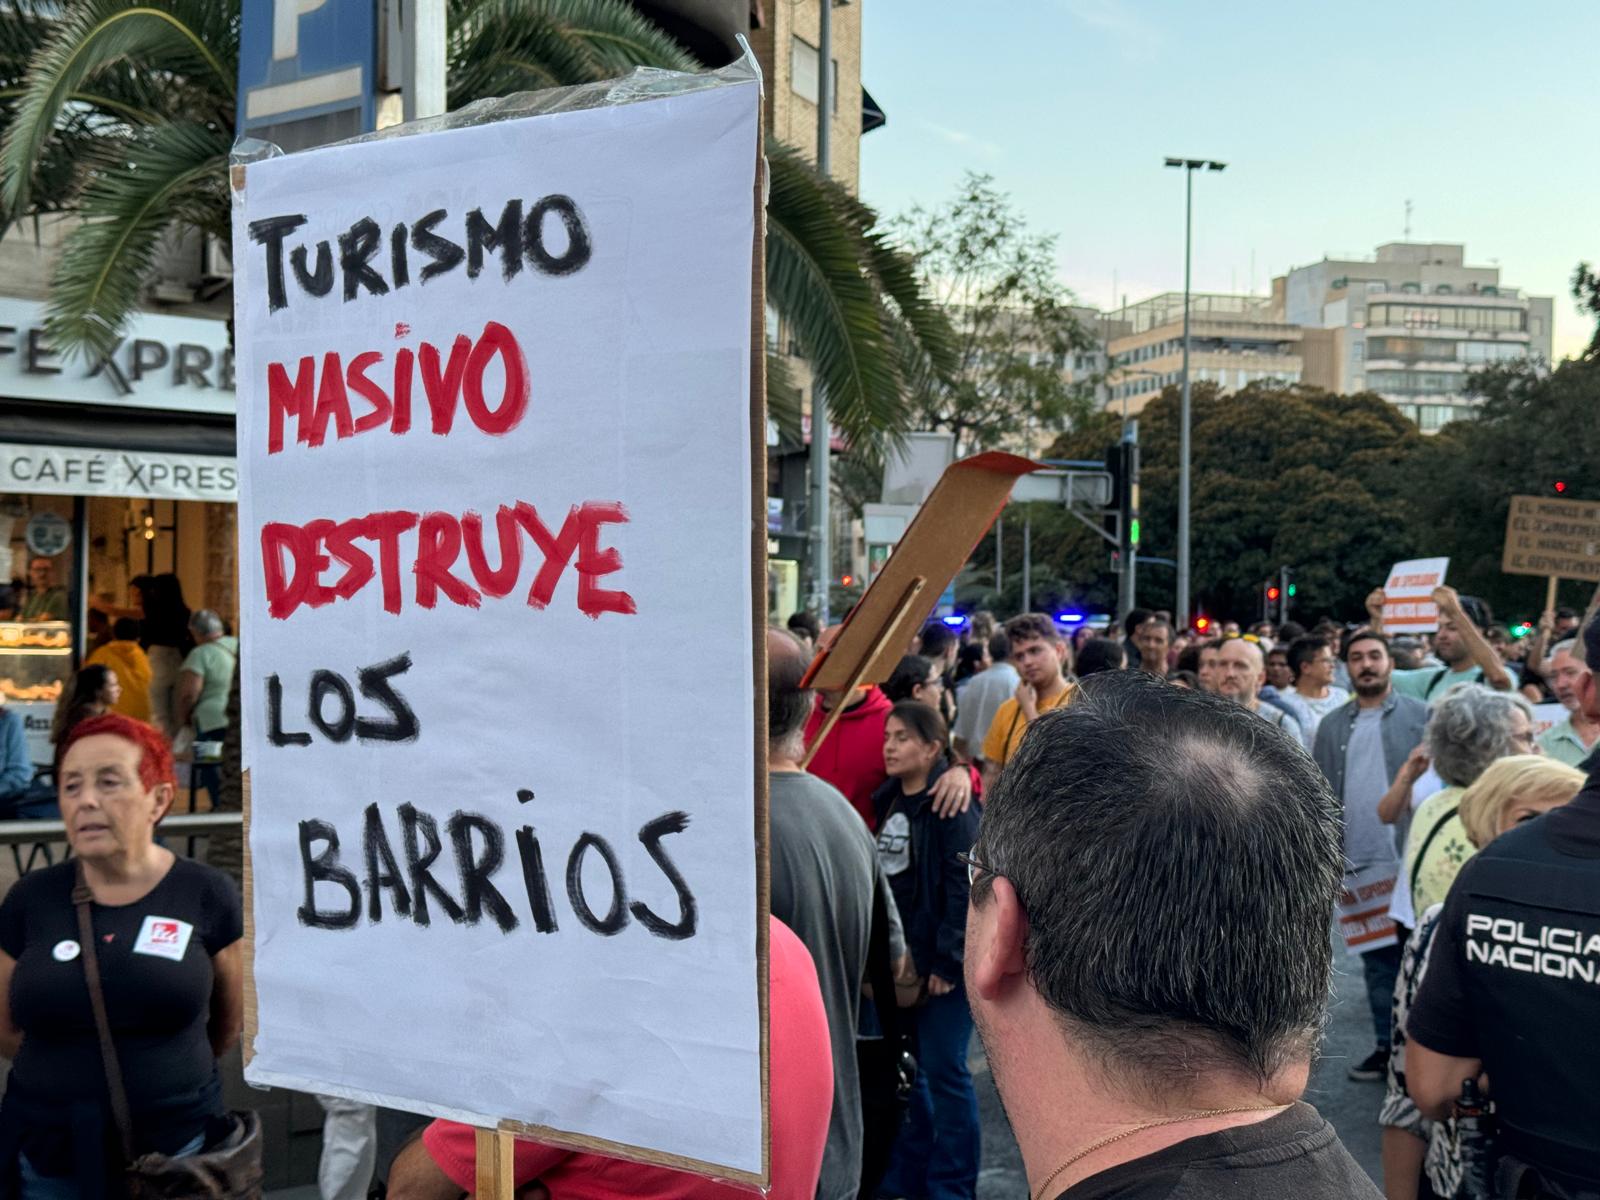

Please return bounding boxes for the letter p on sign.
[274,0,328,60]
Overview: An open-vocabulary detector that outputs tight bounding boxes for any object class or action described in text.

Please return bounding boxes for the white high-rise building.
[1280,242,1554,433]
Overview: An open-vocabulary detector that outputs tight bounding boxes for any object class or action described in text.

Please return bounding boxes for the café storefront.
[0,297,236,765]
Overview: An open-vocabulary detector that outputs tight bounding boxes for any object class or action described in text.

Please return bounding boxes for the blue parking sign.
[238,0,376,136]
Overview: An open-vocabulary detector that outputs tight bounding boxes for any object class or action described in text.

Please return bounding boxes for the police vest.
[1451,824,1600,1187]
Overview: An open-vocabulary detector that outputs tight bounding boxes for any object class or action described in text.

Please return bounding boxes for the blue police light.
[1056,612,1086,624]
[941,614,966,627]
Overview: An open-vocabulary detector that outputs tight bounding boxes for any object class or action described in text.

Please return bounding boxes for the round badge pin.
[52,940,81,962]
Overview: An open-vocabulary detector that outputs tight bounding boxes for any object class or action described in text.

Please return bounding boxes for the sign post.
[232,62,769,1184]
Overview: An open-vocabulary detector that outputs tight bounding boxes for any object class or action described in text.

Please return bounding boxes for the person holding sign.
[387,918,833,1200]
[872,702,982,1200]
[0,714,245,1198]
[979,614,1074,793]
[1364,586,1512,700]
[1311,630,1430,1082]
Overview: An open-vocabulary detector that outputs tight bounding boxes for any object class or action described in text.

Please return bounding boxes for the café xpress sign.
[0,298,234,416]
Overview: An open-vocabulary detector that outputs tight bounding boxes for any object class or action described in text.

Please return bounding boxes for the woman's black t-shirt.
[0,857,242,1107]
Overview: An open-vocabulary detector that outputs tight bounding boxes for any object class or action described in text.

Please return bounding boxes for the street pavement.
[973,932,1385,1197]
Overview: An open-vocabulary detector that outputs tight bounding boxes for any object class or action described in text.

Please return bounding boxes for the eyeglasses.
[955,848,998,888]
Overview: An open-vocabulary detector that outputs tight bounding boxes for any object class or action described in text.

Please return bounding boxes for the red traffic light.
[1555,481,1568,494]
[1267,586,1281,601]
[1195,616,1211,632]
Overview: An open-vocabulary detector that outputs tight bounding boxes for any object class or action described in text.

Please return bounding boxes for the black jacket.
[871,759,980,983]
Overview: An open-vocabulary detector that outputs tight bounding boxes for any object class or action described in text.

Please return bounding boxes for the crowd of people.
[0,572,1596,1200]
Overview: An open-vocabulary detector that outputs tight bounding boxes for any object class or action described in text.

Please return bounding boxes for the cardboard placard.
[1338,864,1399,958]
[232,68,769,1183]
[1502,494,1600,583]
[802,452,1041,693]
[1382,557,1450,634]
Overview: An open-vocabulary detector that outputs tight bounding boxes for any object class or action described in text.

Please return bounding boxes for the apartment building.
[1280,242,1554,433]
[1103,293,1302,416]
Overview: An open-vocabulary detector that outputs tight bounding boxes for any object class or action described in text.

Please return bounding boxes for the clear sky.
[858,1,1598,359]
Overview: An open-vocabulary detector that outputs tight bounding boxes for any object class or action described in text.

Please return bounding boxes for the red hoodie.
[803,687,894,829]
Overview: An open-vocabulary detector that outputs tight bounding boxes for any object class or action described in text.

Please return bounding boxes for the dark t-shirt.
[1405,778,1600,1187]
[1057,1104,1380,1199]
[0,857,242,1107]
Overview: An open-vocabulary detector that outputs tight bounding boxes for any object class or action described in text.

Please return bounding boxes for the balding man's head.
[767,628,811,763]
[1214,637,1265,705]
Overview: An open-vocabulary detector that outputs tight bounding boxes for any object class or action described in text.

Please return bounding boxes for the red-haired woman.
[0,713,244,1198]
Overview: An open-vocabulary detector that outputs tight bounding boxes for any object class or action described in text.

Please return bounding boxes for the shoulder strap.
[1408,805,1460,902]
[1426,668,1449,698]
[865,869,909,1050]
[72,864,136,1160]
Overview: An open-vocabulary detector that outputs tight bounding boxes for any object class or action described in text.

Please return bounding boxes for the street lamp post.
[1163,156,1225,630]
[809,0,835,623]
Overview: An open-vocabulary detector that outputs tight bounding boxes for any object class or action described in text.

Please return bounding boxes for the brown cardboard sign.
[803,451,1042,692]
[1502,494,1600,583]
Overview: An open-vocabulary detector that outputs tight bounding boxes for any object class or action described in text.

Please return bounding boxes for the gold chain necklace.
[1030,1104,1287,1200]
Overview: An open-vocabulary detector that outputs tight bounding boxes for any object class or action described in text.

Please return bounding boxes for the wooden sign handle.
[475,1127,515,1199]
[1546,575,1561,614]
[799,576,927,771]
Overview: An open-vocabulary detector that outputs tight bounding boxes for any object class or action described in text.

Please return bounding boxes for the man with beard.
[964,673,1378,1197]
[1536,638,1599,766]
[1312,629,1430,1081]
[1365,585,1512,700]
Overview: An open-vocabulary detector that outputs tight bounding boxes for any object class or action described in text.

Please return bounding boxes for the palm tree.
[0,0,951,446]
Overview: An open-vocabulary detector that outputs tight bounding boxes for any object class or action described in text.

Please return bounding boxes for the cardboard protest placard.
[1502,494,1600,584]
[802,451,1041,698]
[232,64,769,1182]
[1382,557,1450,634]
[1529,701,1567,741]
[1337,864,1399,958]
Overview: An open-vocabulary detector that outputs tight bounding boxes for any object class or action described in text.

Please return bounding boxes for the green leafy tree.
[999,384,1424,623]
[1402,354,1600,618]
[892,172,1097,456]
[0,0,951,445]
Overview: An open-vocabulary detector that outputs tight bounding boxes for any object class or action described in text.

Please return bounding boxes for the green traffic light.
[1287,583,1296,596]
[1129,518,1140,546]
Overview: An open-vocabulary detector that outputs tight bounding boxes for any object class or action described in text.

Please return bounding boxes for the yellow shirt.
[85,639,154,723]
[980,683,1075,768]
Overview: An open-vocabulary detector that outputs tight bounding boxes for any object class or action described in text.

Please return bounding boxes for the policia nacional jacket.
[1406,768,1600,1194]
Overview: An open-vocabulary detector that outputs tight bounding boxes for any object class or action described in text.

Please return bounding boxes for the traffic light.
[1267,586,1281,602]
[1288,583,1297,597]
[1195,615,1211,633]
[1555,481,1568,494]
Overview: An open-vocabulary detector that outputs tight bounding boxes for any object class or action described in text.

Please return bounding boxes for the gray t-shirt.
[1293,686,1350,738]
[952,662,1020,756]
[1343,708,1400,870]
[769,769,879,1200]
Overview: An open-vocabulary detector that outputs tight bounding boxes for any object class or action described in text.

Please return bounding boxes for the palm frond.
[766,144,913,446]
[44,120,229,362]
[447,0,694,103]
[0,0,237,219]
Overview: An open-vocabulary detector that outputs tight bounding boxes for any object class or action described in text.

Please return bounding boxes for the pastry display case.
[0,620,71,765]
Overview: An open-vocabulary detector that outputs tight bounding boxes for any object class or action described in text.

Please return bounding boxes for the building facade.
[1103,293,1302,416]
[1281,242,1554,433]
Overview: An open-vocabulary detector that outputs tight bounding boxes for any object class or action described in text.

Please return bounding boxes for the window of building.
[1352,342,1364,361]
[1435,284,1453,294]
[789,37,838,111]
[1401,282,1422,294]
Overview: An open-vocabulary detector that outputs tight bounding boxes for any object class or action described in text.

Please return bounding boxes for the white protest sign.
[1383,557,1450,634]
[233,69,766,1180]
[1337,864,1399,958]
[1530,702,1567,740]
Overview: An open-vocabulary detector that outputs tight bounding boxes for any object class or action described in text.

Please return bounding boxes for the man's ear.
[1580,669,1600,725]
[968,876,1029,1003]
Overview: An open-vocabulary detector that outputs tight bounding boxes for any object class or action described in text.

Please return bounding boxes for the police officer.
[1405,616,1600,1198]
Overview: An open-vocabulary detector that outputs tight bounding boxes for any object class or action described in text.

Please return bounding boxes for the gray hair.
[188,608,225,638]
[976,672,1343,1096]
[1424,684,1535,788]
[1549,638,1579,662]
